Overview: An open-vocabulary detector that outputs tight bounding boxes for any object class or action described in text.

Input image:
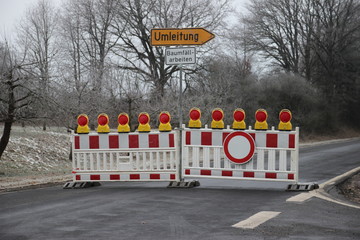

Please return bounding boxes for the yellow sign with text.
[151,28,215,46]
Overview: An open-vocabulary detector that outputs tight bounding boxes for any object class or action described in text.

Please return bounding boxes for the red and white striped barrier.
[74,172,177,181]
[185,130,296,149]
[74,132,175,149]
[72,131,179,182]
[182,125,299,182]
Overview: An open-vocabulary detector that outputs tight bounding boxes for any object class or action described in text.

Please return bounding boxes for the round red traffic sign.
[223,131,255,164]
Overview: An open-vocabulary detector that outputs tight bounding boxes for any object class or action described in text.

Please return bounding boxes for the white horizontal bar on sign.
[256,147,296,151]
[243,130,297,134]
[183,175,296,182]
[74,131,176,136]
[73,170,177,173]
[73,148,176,153]
[183,145,223,148]
[185,167,295,174]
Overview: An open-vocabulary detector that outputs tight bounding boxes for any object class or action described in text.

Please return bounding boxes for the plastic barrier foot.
[286,183,319,191]
[167,180,200,188]
[63,182,101,189]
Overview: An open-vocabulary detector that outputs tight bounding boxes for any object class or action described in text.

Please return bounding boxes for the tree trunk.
[43,120,47,131]
[0,121,13,159]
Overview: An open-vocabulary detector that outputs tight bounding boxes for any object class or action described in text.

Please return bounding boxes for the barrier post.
[178,64,183,181]
[295,127,300,182]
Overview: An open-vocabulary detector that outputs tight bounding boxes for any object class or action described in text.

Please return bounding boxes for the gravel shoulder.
[337,172,360,204]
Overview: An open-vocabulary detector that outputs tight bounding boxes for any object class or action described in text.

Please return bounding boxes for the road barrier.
[72,131,179,182]
[67,108,300,189]
[182,125,299,183]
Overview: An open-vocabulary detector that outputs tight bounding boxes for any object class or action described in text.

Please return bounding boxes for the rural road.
[0,139,359,239]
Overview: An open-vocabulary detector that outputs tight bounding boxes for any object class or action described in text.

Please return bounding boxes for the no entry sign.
[223,132,255,164]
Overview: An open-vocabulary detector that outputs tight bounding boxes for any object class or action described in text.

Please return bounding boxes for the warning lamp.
[232,108,246,130]
[117,113,130,133]
[278,109,292,131]
[76,114,90,134]
[137,112,151,132]
[188,107,202,128]
[211,108,224,129]
[254,109,268,130]
[158,111,172,132]
[97,113,110,133]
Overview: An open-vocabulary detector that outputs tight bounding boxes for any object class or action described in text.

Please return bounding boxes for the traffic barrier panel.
[182,125,299,183]
[72,131,179,182]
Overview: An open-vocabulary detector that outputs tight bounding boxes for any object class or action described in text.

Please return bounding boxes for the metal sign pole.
[178,64,183,181]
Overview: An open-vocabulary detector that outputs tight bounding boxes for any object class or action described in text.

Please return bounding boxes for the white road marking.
[232,211,281,229]
[286,167,360,209]
[286,192,313,203]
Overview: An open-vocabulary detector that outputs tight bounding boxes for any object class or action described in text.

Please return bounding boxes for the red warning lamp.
[117,113,130,133]
[78,115,88,126]
[190,108,201,121]
[77,114,90,134]
[159,112,170,124]
[139,114,149,124]
[232,108,246,130]
[98,115,108,125]
[188,107,202,128]
[212,109,223,121]
[159,111,172,132]
[211,108,224,129]
[278,109,292,131]
[254,109,268,130]
[118,114,129,125]
[97,113,110,133]
[137,112,151,132]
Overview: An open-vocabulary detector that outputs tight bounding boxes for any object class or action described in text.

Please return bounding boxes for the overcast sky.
[0,0,248,37]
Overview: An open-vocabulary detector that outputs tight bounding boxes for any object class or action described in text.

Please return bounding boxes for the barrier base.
[287,183,319,191]
[167,180,200,188]
[63,182,101,189]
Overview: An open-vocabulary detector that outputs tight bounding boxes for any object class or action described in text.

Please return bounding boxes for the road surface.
[0,138,359,239]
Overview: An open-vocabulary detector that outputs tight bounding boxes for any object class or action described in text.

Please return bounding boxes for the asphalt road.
[0,139,359,240]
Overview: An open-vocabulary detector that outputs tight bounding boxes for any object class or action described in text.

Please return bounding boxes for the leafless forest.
[1,0,360,158]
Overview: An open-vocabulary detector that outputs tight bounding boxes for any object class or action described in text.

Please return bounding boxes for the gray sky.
[0,0,61,36]
[0,0,248,37]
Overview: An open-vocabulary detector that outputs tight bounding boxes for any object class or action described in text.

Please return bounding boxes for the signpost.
[150,27,215,182]
[151,28,215,46]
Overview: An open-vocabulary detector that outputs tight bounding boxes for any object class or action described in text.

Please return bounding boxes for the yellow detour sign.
[151,28,215,46]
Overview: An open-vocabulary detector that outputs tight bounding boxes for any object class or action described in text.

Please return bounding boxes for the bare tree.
[17,0,58,130]
[242,0,360,128]
[62,0,122,116]
[310,0,360,103]
[0,42,35,159]
[243,0,303,73]
[112,0,231,98]
[59,0,89,111]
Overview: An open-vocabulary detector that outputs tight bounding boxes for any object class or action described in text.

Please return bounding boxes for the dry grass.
[0,125,72,177]
[300,127,360,143]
